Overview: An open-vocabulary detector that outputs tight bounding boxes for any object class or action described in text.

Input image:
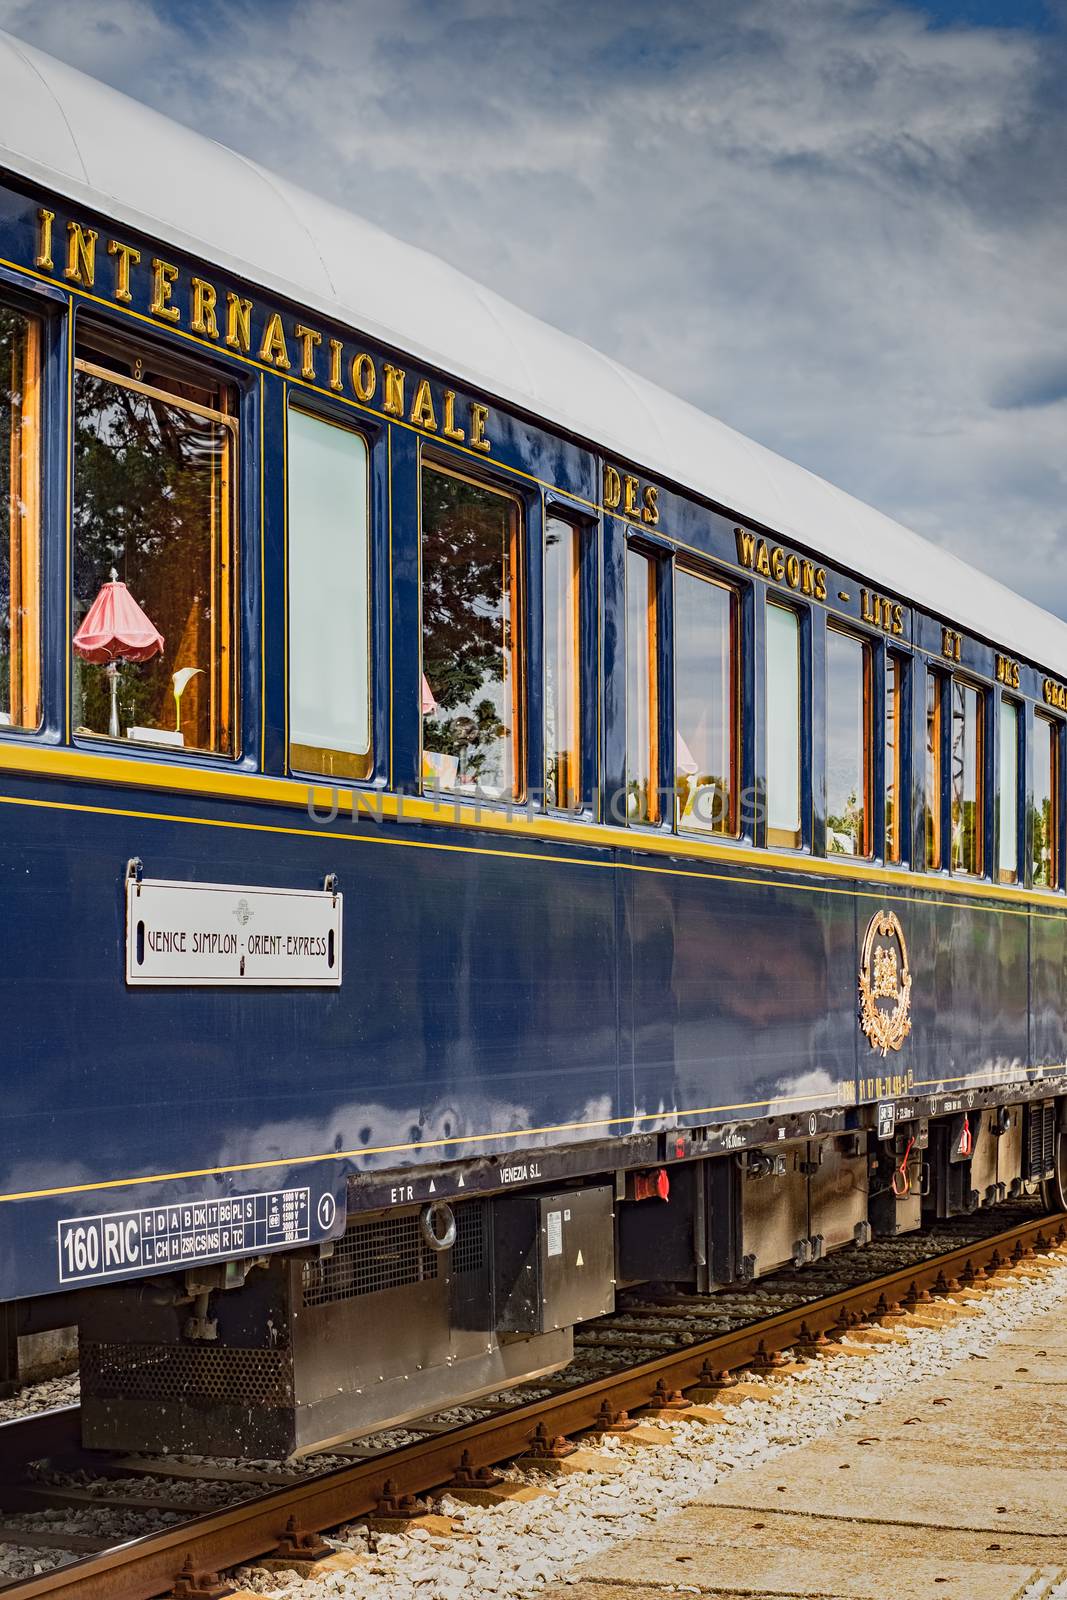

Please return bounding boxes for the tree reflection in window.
[421,466,522,798]
[949,679,982,875]
[72,357,235,755]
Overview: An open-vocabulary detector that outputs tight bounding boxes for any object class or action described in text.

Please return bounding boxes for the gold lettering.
[623,475,641,517]
[755,540,771,578]
[735,528,756,568]
[293,324,321,381]
[107,240,141,304]
[35,208,55,270]
[225,293,252,353]
[259,312,292,370]
[814,568,828,601]
[892,603,904,636]
[642,485,659,525]
[801,560,816,596]
[382,363,406,417]
[469,401,491,453]
[328,338,344,392]
[189,276,218,337]
[149,258,180,322]
[861,588,875,624]
[785,553,800,589]
[64,222,98,287]
[1044,678,1067,710]
[409,377,438,431]
[442,389,465,441]
[996,653,1020,689]
[350,352,376,402]
[941,627,961,663]
[770,546,786,582]
[603,465,622,510]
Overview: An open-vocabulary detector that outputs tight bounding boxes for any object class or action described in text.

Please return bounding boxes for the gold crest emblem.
[859,909,911,1057]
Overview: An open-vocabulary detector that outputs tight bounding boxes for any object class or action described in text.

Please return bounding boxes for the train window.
[1032,712,1058,888]
[287,408,371,779]
[825,627,871,856]
[925,670,941,868]
[626,546,659,823]
[674,567,738,835]
[949,679,983,876]
[544,515,581,811]
[421,464,523,799]
[0,305,41,731]
[885,653,903,863]
[998,698,1019,884]
[766,602,801,848]
[72,339,237,754]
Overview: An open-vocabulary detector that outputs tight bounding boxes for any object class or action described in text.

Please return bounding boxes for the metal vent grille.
[302,1213,440,1307]
[1025,1101,1056,1181]
[80,1340,292,1407]
[452,1200,487,1276]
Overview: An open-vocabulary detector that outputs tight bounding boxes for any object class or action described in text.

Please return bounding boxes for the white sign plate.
[126,878,342,986]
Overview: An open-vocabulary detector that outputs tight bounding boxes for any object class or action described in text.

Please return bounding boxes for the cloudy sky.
[1,0,1064,615]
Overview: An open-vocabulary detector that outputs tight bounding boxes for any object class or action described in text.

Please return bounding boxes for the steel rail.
[3,1209,1064,1600]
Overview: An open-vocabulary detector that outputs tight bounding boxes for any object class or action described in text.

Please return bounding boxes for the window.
[544,515,581,811]
[674,568,738,835]
[1033,713,1058,888]
[825,627,870,856]
[72,338,236,754]
[766,603,801,847]
[421,464,522,799]
[949,679,983,875]
[998,699,1019,883]
[1,305,41,730]
[885,653,903,863]
[925,671,941,868]
[288,408,371,778]
[626,546,658,822]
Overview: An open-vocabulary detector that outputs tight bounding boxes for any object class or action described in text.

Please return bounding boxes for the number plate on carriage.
[125,877,342,986]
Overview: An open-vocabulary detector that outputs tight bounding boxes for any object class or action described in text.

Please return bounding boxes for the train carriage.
[0,31,1064,1457]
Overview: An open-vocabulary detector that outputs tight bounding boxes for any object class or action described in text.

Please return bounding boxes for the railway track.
[1,1203,1063,1600]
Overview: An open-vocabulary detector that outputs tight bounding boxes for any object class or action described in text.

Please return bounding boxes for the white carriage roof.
[1,28,1062,674]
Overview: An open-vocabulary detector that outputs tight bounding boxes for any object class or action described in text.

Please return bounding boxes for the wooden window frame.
[948,675,984,879]
[1033,710,1060,891]
[766,600,803,850]
[925,668,942,870]
[674,562,740,839]
[287,403,374,782]
[419,458,526,803]
[4,306,41,731]
[625,543,660,826]
[72,346,238,758]
[997,695,1020,885]
[825,622,873,859]
[543,512,582,813]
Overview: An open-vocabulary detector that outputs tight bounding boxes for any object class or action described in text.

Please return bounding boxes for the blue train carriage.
[0,32,1064,1457]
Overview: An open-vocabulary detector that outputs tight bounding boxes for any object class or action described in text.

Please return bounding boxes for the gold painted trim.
[74,356,238,430]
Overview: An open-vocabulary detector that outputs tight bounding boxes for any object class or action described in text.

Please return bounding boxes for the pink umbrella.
[73,569,164,737]
[421,673,437,716]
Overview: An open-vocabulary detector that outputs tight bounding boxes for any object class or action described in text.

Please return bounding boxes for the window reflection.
[0,305,40,731]
[949,680,982,875]
[544,516,581,811]
[1033,713,1058,888]
[998,698,1018,883]
[675,569,737,835]
[766,604,801,847]
[825,628,870,856]
[421,465,522,799]
[72,348,236,754]
[626,547,658,822]
[885,654,902,863]
[925,671,941,868]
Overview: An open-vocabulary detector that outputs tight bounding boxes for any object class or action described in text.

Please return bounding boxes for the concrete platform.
[547,1294,1067,1599]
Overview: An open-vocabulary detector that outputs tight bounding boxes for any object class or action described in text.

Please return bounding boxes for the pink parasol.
[73,572,164,664]
[421,673,437,716]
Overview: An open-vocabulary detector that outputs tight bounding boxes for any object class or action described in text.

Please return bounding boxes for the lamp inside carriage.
[0,30,1066,1460]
